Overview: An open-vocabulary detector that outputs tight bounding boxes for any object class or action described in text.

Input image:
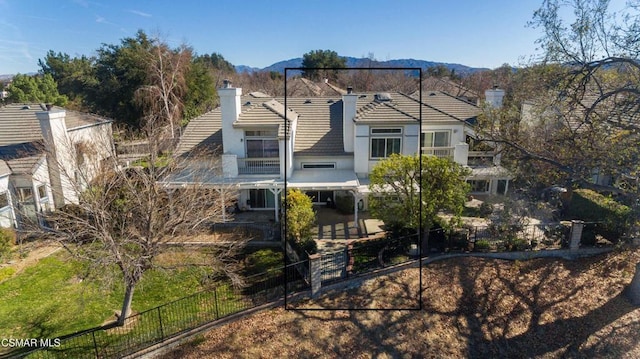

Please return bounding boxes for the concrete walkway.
[313,207,386,253]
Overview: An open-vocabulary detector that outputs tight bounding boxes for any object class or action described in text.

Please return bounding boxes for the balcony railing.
[421,147,454,158]
[238,158,280,175]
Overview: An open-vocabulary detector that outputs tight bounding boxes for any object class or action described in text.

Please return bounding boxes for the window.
[370,128,402,159]
[37,185,47,199]
[421,131,450,148]
[0,192,8,209]
[301,163,336,169]
[468,180,490,193]
[304,191,334,203]
[248,189,276,208]
[245,130,279,158]
[18,188,33,202]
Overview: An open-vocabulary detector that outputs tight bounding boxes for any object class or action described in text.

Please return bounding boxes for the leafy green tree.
[89,30,153,131]
[301,49,346,81]
[38,50,96,108]
[368,154,470,234]
[6,73,68,106]
[284,188,317,254]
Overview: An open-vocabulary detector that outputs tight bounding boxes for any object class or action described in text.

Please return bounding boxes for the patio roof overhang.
[287,169,360,191]
[468,165,512,180]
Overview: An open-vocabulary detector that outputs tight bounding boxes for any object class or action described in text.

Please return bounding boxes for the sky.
[0,0,552,75]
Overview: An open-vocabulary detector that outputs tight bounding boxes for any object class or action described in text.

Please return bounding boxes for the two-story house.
[171,81,511,222]
[0,103,114,228]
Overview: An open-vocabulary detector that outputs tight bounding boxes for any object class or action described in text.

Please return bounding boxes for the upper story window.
[370,128,402,159]
[421,131,452,158]
[245,130,279,158]
[421,131,450,148]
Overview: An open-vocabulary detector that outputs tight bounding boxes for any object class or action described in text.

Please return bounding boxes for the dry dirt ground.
[163,248,640,359]
[0,240,61,277]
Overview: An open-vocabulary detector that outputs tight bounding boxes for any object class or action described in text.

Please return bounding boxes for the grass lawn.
[164,248,640,359]
[0,248,217,345]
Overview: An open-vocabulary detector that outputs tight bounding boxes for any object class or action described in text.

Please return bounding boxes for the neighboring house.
[0,103,114,228]
[169,81,511,222]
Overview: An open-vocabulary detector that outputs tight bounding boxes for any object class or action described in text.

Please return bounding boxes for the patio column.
[268,188,282,222]
[351,190,360,228]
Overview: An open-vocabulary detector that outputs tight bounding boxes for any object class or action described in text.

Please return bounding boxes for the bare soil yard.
[163,248,640,358]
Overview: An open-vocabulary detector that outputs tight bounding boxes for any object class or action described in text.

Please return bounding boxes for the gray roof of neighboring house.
[177,90,481,157]
[0,103,111,148]
[6,155,45,175]
[176,107,223,157]
[354,91,480,124]
[0,103,111,174]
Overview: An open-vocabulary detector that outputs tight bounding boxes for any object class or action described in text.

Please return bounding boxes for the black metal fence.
[3,261,309,359]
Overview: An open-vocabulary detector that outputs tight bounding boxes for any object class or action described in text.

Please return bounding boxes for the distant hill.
[235,56,488,76]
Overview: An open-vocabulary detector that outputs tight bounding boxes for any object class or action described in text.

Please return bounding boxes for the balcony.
[237,158,280,175]
[421,146,454,158]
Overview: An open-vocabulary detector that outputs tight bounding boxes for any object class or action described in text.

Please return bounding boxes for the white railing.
[238,158,280,175]
[421,147,454,158]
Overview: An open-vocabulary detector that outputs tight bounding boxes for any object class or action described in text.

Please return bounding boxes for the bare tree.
[26,38,247,326]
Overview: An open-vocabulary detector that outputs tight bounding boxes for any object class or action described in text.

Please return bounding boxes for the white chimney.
[485,86,505,108]
[218,80,245,156]
[342,86,356,152]
[37,110,78,207]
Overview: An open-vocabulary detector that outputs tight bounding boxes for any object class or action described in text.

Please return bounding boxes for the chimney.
[485,86,505,108]
[342,86,357,152]
[36,110,78,207]
[218,81,245,155]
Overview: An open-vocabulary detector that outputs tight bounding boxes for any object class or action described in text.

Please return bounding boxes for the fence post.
[157,307,164,342]
[213,287,220,320]
[92,331,99,358]
[309,253,322,298]
[569,220,584,251]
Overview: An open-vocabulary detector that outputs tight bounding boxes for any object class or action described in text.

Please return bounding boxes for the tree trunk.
[118,283,135,326]
[627,262,640,306]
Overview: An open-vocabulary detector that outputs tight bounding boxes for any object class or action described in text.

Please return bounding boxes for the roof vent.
[304,99,312,104]
[327,99,334,103]
[374,93,392,102]
[244,101,252,106]
[429,92,437,96]
[358,94,367,98]
[223,79,232,88]
[21,105,30,110]
[346,86,353,94]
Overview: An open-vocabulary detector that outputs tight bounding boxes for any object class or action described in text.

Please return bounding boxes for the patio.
[312,206,386,253]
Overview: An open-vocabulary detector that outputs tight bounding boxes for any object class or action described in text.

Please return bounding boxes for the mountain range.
[235,56,488,76]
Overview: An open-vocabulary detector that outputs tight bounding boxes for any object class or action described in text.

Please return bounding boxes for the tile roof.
[235,99,296,138]
[6,155,44,175]
[177,89,481,156]
[0,103,111,175]
[0,103,110,147]
[286,97,346,156]
[175,107,222,157]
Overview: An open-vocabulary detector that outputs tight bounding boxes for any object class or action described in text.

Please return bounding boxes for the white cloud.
[128,9,152,18]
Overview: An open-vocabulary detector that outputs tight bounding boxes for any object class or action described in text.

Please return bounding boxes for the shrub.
[475,239,491,251]
[478,202,493,217]
[566,189,632,242]
[507,237,529,251]
[0,228,15,262]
